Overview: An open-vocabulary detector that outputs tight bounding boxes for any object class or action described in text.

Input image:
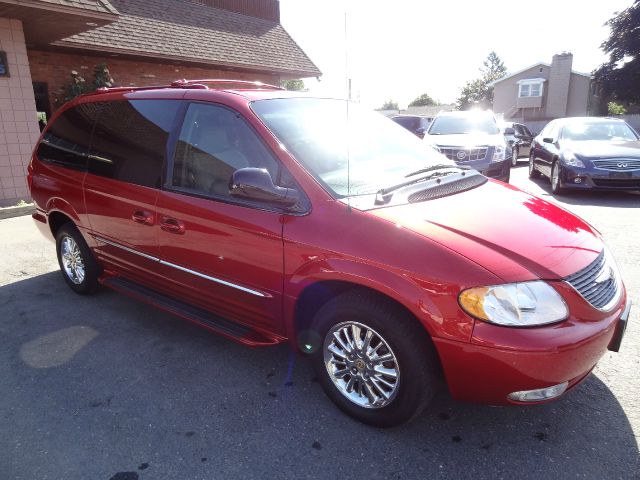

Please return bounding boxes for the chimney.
[545,52,573,118]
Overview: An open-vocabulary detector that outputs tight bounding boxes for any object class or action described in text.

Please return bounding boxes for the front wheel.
[550,160,564,195]
[56,223,99,294]
[529,152,540,178]
[309,291,440,427]
[511,146,519,166]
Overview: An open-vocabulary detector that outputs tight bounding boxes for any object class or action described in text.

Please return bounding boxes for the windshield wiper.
[404,164,469,178]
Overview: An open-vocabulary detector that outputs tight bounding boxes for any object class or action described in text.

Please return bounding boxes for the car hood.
[565,140,640,159]
[368,180,602,281]
[425,132,503,147]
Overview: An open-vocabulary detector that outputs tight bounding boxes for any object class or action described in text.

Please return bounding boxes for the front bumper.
[482,159,510,181]
[560,165,640,190]
[434,287,630,405]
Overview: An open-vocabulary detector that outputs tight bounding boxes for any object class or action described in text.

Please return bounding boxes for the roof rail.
[78,79,285,98]
[170,79,285,90]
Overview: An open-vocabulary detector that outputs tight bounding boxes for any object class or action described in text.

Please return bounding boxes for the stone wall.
[0,18,40,206]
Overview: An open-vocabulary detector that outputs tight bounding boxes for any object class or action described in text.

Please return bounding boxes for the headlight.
[562,151,585,168]
[459,281,568,327]
[492,144,506,162]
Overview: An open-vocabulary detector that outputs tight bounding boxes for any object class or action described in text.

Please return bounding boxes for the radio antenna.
[344,8,352,212]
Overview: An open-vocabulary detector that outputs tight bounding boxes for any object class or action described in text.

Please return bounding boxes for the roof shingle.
[36,0,118,15]
[52,0,321,77]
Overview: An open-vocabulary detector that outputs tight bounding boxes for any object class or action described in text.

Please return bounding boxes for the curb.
[0,204,36,220]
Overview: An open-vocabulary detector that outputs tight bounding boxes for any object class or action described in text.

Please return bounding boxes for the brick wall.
[28,49,282,116]
[0,18,40,207]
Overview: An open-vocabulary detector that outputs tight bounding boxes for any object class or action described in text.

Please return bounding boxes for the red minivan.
[28,80,630,427]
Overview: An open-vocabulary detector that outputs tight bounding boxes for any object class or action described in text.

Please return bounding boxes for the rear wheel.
[528,152,540,178]
[511,146,519,166]
[56,223,99,294]
[309,291,440,427]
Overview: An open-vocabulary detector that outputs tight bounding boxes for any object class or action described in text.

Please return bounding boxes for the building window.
[518,81,543,97]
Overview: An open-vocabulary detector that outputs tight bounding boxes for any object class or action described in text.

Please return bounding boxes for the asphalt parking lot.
[1,163,638,480]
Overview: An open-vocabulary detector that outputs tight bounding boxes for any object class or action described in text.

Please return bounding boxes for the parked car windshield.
[251,98,449,197]
[562,121,639,142]
[428,113,500,135]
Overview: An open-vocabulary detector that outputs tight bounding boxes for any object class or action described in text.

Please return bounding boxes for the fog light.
[574,178,582,184]
[507,382,568,402]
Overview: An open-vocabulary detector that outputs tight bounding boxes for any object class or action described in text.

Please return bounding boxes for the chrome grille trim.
[437,146,489,163]
[564,249,622,311]
[593,159,640,171]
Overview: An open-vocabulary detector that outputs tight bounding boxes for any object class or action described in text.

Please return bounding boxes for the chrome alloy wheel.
[60,236,85,285]
[551,162,560,190]
[323,321,400,409]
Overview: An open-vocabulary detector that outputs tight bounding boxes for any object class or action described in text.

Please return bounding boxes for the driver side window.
[171,103,279,198]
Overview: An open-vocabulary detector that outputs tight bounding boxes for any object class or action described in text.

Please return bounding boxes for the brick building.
[0,0,320,206]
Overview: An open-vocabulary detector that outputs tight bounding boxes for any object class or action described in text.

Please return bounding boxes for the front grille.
[408,175,487,203]
[592,178,640,188]
[438,147,488,163]
[593,159,640,171]
[565,250,620,310]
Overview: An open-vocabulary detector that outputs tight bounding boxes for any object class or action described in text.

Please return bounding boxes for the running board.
[101,276,282,347]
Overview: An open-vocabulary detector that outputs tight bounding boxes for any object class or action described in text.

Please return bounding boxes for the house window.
[518,81,543,97]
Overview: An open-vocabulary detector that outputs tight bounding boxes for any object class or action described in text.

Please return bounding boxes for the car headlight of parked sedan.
[491,144,506,162]
[459,281,569,327]
[562,151,585,168]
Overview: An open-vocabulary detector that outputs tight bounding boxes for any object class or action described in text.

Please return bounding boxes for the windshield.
[562,121,639,142]
[251,98,450,197]
[428,113,500,135]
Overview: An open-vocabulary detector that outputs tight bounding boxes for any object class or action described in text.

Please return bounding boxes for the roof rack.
[81,79,285,98]
[170,79,285,90]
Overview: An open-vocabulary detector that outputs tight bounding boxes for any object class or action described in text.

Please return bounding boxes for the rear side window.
[37,104,100,171]
[170,103,278,199]
[88,100,181,188]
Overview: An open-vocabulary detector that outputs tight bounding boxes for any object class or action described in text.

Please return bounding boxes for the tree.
[455,51,507,110]
[594,0,640,108]
[281,79,305,91]
[380,99,398,110]
[408,93,438,107]
[608,101,627,115]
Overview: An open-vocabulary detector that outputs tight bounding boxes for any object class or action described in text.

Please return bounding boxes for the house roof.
[50,0,321,78]
[36,0,119,15]
[488,62,592,87]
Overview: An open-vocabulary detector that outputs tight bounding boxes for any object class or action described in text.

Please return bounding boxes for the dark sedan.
[390,115,432,139]
[529,117,640,194]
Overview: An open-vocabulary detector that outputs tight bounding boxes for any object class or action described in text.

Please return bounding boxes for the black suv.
[501,122,533,166]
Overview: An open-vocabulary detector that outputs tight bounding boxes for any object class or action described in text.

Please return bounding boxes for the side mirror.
[503,127,515,135]
[542,137,554,144]
[230,167,299,207]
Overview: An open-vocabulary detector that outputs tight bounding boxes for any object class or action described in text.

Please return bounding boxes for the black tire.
[511,146,519,167]
[528,152,540,178]
[502,167,510,184]
[309,290,440,427]
[550,160,564,195]
[55,223,99,294]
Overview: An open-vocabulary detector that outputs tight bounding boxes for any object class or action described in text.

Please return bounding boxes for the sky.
[279,0,633,109]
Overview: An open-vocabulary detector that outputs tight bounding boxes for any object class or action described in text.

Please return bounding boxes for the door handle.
[160,217,185,235]
[131,210,155,226]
